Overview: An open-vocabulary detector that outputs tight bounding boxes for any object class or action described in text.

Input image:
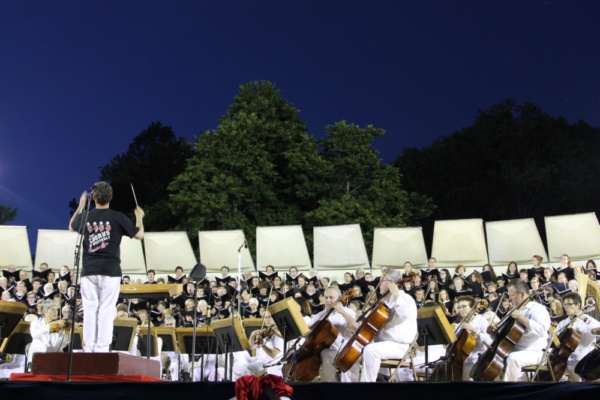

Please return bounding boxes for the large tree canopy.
[395,100,600,234]
[169,81,332,246]
[96,121,194,230]
[307,121,434,250]
[169,82,434,254]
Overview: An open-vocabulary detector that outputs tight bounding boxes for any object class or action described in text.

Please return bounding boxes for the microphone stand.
[67,191,93,381]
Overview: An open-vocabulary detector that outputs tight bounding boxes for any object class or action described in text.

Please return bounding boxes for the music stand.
[138,329,159,357]
[417,303,456,380]
[70,327,83,350]
[1,320,31,372]
[211,316,250,381]
[177,327,220,381]
[110,317,138,353]
[268,297,310,382]
[0,301,28,344]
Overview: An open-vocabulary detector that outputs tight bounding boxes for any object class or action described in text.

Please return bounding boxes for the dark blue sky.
[1,1,599,255]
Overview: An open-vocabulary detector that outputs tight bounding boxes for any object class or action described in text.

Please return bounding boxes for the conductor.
[69,181,144,352]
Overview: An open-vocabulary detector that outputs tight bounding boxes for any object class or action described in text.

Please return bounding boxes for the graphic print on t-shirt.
[88,221,110,252]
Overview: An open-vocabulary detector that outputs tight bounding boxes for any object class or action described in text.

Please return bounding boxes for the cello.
[470,289,542,381]
[283,289,354,382]
[333,272,415,373]
[538,304,594,381]
[430,301,481,381]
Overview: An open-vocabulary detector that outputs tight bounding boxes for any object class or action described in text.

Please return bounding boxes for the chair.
[521,334,556,382]
[380,334,420,382]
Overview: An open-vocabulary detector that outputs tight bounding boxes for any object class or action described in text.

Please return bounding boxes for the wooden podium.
[31,353,161,379]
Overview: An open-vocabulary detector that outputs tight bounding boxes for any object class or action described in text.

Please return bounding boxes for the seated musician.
[454,296,493,380]
[498,279,551,381]
[232,310,283,379]
[359,268,417,382]
[28,300,70,361]
[310,286,359,382]
[555,293,600,382]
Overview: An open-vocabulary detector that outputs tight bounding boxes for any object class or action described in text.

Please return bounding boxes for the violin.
[49,319,70,333]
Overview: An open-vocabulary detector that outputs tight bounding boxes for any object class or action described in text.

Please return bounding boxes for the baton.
[130,183,139,207]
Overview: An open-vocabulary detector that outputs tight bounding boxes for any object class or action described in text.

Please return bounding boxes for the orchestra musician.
[232,311,283,379]
[309,286,359,382]
[28,300,70,361]
[555,293,600,382]
[453,295,493,380]
[499,279,551,381]
[359,268,417,382]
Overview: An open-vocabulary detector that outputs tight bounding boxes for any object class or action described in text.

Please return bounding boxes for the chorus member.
[359,269,417,382]
[28,300,70,361]
[70,182,144,353]
[501,279,551,381]
[310,287,358,382]
[453,296,493,380]
[556,293,600,381]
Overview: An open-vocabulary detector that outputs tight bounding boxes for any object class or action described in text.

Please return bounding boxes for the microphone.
[244,239,248,249]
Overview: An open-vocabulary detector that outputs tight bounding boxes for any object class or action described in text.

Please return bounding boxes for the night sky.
[1,1,599,254]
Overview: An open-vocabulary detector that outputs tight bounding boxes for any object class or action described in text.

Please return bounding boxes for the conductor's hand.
[134,207,145,219]
[79,191,88,205]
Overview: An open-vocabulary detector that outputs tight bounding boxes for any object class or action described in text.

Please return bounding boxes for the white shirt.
[375,291,417,344]
[555,314,600,359]
[309,307,356,350]
[513,301,550,352]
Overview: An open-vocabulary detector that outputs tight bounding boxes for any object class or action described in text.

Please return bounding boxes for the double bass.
[470,289,542,381]
[333,272,415,373]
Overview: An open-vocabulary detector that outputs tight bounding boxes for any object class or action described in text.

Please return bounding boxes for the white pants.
[503,350,543,381]
[81,275,121,352]
[360,341,409,382]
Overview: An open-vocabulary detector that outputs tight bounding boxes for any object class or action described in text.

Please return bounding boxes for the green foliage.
[0,203,17,224]
[395,99,600,227]
[169,81,332,247]
[96,121,194,230]
[308,121,434,250]
[169,83,433,255]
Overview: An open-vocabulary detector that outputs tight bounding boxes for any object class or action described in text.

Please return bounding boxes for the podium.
[31,352,161,379]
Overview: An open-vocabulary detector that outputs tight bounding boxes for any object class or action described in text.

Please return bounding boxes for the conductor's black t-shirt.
[71,208,139,277]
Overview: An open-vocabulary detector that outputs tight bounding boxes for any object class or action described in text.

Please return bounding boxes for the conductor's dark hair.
[93,181,113,205]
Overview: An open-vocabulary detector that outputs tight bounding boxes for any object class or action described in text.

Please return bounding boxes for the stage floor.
[1,380,600,400]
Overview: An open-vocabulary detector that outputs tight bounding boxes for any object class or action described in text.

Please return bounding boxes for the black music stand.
[0,302,28,345]
[0,320,31,372]
[211,316,250,381]
[268,297,310,382]
[177,327,221,381]
[417,303,455,380]
[110,318,138,353]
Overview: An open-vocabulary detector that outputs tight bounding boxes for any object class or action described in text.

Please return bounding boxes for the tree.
[306,121,434,252]
[0,203,17,224]
[169,81,332,247]
[93,121,194,230]
[395,100,600,248]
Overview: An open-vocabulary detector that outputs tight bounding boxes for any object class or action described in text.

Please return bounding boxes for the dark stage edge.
[2,380,600,400]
